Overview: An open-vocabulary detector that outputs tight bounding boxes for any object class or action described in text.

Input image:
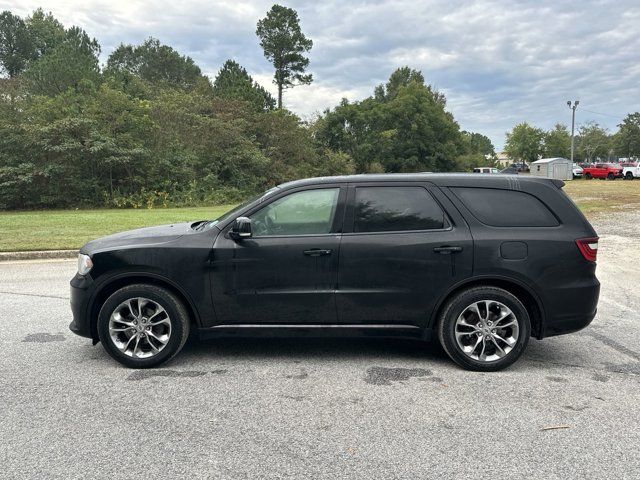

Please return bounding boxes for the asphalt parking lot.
[1,213,639,479]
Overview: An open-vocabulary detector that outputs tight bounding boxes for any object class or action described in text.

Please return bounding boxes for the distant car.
[582,163,623,180]
[572,163,583,178]
[622,164,640,180]
[500,166,519,175]
[473,167,500,174]
[511,162,529,172]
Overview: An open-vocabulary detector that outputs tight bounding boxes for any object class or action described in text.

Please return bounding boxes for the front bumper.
[69,273,96,339]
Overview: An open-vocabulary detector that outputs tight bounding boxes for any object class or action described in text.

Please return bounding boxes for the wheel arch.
[88,273,201,339]
[429,276,545,339]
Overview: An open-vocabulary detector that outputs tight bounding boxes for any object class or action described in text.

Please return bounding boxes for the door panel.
[210,186,345,325]
[336,184,473,327]
[211,234,340,324]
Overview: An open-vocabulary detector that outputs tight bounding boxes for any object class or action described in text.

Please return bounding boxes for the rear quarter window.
[451,187,559,227]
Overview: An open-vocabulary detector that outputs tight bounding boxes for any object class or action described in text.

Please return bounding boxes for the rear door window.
[353,186,445,233]
[451,187,559,227]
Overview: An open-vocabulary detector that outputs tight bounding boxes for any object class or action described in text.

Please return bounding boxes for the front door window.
[250,188,340,236]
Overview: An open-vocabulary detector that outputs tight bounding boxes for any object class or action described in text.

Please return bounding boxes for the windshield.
[208,187,280,227]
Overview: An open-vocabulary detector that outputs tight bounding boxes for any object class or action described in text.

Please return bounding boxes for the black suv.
[70,174,600,371]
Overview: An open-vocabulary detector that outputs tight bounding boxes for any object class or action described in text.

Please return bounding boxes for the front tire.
[625,172,634,180]
[437,286,531,371]
[97,284,190,368]
[607,172,615,180]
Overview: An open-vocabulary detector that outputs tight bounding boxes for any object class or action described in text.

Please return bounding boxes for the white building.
[530,157,573,180]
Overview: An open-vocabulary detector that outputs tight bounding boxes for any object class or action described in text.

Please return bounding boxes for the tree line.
[0,6,494,210]
[504,115,640,164]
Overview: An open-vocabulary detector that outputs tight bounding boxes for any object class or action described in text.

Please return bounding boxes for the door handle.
[433,246,463,255]
[303,249,332,256]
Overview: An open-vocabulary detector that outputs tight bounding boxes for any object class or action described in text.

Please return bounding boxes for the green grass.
[2,179,640,252]
[563,179,640,216]
[0,205,235,252]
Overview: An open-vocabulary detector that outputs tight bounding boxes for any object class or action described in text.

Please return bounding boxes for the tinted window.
[452,187,559,227]
[250,188,339,236]
[354,187,445,233]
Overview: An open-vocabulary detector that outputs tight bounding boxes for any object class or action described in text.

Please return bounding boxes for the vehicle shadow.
[179,335,450,365]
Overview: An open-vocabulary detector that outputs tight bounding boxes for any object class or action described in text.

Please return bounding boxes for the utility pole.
[567,100,579,162]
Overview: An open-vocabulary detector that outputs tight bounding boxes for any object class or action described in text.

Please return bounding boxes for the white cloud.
[2,0,638,149]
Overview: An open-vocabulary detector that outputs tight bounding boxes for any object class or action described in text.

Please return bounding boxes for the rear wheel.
[626,172,634,180]
[437,286,531,371]
[97,284,190,368]
[584,172,592,179]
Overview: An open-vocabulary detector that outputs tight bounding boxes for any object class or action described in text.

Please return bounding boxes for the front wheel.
[97,284,191,368]
[437,287,531,371]
[625,172,634,180]
[607,172,615,180]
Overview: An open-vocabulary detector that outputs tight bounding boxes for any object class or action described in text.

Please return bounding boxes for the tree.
[25,25,100,95]
[613,112,640,159]
[213,60,275,111]
[105,38,203,89]
[24,8,65,59]
[544,123,570,158]
[315,67,465,173]
[0,11,33,77]
[462,131,495,156]
[256,4,312,109]
[504,122,544,163]
[0,9,68,78]
[576,122,610,162]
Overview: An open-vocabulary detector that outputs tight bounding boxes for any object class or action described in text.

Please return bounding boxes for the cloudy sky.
[3,0,638,149]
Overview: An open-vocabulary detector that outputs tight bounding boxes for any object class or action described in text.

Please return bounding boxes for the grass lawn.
[562,178,640,216]
[1,179,639,252]
[0,205,234,252]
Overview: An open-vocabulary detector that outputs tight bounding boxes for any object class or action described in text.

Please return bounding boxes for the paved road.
[1,213,639,479]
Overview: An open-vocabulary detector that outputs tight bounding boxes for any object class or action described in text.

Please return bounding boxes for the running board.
[197,323,425,339]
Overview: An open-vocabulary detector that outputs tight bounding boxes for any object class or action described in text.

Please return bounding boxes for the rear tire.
[437,286,531,371]
[97,284,190,368]
[584,173,592,180]
[626,172,634,180]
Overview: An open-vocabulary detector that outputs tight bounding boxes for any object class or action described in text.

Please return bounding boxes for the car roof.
[277,173,564,190]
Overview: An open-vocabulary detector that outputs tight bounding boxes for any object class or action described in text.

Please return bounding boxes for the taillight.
[576,237,598,262]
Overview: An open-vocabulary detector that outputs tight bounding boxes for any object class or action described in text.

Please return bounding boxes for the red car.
[582,163,624,180]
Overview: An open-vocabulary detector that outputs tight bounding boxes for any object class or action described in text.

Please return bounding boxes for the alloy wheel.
[108,297,172,358]
[454,300,520,362]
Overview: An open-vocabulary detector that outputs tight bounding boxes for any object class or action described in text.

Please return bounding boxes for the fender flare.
[427,274,546,337]
[88,271,203,338]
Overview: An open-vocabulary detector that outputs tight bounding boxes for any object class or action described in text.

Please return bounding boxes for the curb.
[0,250,77,262]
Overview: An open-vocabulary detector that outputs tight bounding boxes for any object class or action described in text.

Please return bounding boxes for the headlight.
[77,254,93,276]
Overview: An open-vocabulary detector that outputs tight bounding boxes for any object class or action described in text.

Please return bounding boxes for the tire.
[607,172,614,180]
[97,284,191,368]
[584,173,592,180]
[437,286,531,372]
[625,172,634,180]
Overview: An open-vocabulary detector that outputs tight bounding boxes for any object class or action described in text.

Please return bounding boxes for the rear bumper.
[69,273,96,339]
[540,277,600,338]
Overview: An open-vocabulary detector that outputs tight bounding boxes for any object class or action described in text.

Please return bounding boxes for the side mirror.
[230,217,252,240]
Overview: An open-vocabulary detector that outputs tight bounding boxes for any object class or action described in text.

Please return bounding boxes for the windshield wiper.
[191,220,209,231]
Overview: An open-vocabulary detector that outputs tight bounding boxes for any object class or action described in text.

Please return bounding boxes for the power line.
[579,108,620,119]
